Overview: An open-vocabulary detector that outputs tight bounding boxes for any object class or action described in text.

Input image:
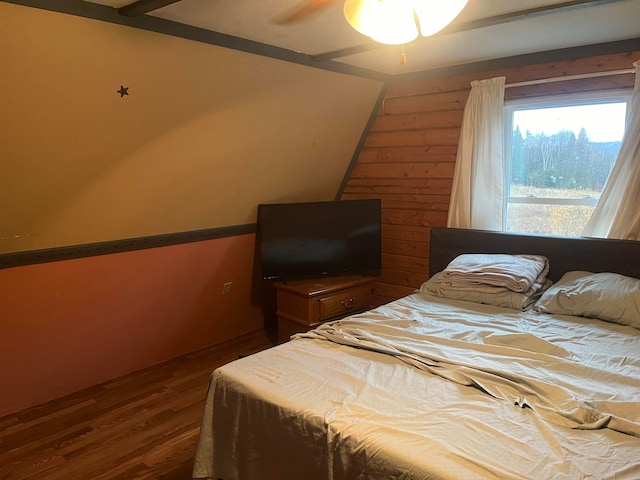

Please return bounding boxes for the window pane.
[506,100,627,235]
[506,203,595,236]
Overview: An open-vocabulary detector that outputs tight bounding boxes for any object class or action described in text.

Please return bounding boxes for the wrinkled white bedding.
[193,293,640,480]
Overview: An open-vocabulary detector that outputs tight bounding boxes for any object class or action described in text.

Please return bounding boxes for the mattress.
[192,293,640,480]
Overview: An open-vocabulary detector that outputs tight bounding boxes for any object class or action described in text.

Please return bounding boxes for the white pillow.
[534,271,640,329]
[420,272,549,311]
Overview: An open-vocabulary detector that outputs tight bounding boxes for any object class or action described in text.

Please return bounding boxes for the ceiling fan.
[275,0,470,46]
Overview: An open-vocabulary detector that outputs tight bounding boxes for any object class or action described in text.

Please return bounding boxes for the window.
[504,91,631,236]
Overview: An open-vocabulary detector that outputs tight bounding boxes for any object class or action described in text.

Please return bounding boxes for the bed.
[193,227,640,480]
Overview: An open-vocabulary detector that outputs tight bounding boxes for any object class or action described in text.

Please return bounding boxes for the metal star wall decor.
[117,85,129,97]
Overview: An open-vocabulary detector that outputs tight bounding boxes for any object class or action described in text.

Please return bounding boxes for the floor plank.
[0,328,276,480]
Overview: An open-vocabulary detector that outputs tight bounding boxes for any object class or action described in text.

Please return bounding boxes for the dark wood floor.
[0,328,276,480]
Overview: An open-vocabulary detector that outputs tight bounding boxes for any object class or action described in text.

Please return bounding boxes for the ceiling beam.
[118,0,182,17]
[311,0,631,61]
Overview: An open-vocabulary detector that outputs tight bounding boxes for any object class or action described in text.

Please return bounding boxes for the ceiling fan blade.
[274,0,338,25]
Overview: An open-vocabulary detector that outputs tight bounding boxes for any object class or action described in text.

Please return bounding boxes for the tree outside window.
[504,93,630,236]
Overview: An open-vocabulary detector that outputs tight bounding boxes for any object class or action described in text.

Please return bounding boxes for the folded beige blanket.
[435,253,549,295]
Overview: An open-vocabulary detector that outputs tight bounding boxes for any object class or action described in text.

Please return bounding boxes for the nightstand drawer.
[274,275,376,343]
[317,285,371,321]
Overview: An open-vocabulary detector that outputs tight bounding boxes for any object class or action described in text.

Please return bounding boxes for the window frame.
[502,89,632,234]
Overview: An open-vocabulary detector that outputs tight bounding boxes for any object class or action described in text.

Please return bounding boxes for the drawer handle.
[341,298,354,309]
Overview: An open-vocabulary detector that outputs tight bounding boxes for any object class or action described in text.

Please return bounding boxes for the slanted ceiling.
[0,2,384,255]
[85,0,640,76]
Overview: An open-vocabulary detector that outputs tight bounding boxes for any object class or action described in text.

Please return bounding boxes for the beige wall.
[0,3,384,254]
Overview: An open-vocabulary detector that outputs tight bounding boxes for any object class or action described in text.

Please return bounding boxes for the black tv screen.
[257,199,382,281]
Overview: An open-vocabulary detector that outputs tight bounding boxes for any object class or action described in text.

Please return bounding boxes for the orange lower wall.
[0,233,267,417]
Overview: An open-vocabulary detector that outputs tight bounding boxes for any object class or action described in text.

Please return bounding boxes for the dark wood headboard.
[429,228,640,282]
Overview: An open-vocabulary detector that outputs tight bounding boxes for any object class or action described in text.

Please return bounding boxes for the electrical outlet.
[222,282,232,295]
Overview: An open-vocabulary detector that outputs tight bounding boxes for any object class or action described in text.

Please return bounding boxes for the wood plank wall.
[341,49,640,304]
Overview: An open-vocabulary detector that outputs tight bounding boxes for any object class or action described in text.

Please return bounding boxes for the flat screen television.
[257,199,382,281]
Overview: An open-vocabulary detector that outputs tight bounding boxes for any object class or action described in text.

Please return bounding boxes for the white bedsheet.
[193,293,640,480]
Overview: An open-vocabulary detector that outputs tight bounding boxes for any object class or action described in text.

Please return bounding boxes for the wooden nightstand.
[274,274,375,343]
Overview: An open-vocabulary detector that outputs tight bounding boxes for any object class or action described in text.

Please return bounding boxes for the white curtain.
[447,76,506,230]
[583,61,640,240]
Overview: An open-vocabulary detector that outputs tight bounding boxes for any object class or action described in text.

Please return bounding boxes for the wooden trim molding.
[3,0,388,82]
[118,0,181,17]
[335,82,390,200]
[395,37,640,82]
[5,0,639,82]
[0,224,256,270]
